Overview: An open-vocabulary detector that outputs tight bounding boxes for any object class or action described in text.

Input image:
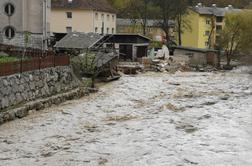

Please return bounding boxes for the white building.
[51,0,116,35]
[0,0,51,49]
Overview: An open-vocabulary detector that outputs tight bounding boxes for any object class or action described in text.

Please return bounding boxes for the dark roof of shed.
[191,6,241,16]
[54,33,151,50]
[104,34,151,44]
[54,32,102,49]
[51,0,116,13]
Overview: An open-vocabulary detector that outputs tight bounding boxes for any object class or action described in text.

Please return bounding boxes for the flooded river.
[0,68,252,166]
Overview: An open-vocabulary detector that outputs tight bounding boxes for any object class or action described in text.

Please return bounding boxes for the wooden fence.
[0,55,70,77]
[0,44,70,77]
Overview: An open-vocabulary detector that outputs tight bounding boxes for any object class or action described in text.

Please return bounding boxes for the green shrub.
[149,41,163,49]
[70,52,96,78]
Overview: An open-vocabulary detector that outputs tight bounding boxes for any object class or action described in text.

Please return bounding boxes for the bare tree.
[126,0,157,35]
[154,0,176,41]
[174,0,190,45]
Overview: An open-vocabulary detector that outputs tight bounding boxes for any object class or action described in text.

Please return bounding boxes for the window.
[101,27,104,34]
[112,15,115,22]
[4,26,15,39]
[95,13,98,20]
[101,14,104,20]
[112,28,114,34]
[4,3,15,16]
[66,27,72,33]
[205,31,210,36]
[206,19,211,25]
[66,12,72,18]
[216,36,221,44]
[205,41,209,47]
[216,25,222,30]
[216,16,223,23]
[95,27,98,33]
[107,14,110,21]
[216,25,222,34]
[107,28,109,34]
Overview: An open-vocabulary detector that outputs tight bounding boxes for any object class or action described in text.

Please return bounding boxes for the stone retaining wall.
[0,88,90,125]
[0,66,80,110]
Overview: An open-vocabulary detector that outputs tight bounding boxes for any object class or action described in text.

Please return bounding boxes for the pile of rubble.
[117,62,144,75]
[151,58,191,73]
[117,56,218,75]
[147,54,218,73]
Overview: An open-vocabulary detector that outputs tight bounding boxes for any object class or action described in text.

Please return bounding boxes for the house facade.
[51,0,116,35]
[117,18,175,42]
[181,4,241,49]
[0,0,51,49]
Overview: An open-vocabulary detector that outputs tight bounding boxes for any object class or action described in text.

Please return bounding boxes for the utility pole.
[42,0,48,51]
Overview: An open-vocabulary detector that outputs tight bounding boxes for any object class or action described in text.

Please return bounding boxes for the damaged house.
[55,32,151,61]
[54,32,120,80]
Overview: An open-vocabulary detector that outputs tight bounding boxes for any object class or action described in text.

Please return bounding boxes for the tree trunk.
[142,22,147,36]
[227,53,231,66]
[177,15,182,46]
[217,49,221,68]
[143,1,147,36]
[163,28,170,42]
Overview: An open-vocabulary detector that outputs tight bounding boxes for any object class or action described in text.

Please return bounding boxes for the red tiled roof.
[52,0,116,13]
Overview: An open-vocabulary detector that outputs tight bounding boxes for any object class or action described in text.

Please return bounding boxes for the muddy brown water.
[0,69,252,166]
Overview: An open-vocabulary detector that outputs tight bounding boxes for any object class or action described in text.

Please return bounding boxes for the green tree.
[220,11,252,66]
[107,0,131,17]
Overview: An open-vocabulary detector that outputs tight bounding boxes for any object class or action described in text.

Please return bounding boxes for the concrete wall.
[0,66,80,110]
[175,49,207,66]
[0,0,51,48]
[26,0,51,34]
[0,0,23,33]
[2,33,43,49]
[51,9,116,34]
[0,0,50,33]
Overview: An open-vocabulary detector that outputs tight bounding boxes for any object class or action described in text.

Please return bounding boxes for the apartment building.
[0,0,51,49]
[51,0,116,35]
[182,4,241,49]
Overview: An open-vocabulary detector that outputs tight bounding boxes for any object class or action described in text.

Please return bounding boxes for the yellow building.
[116,18,175,42]
[51,0,116,34]
[182,4,241,49]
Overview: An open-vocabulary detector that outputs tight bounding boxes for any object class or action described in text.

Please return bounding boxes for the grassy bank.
[0,56,31,64]
[0,56,20,64]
